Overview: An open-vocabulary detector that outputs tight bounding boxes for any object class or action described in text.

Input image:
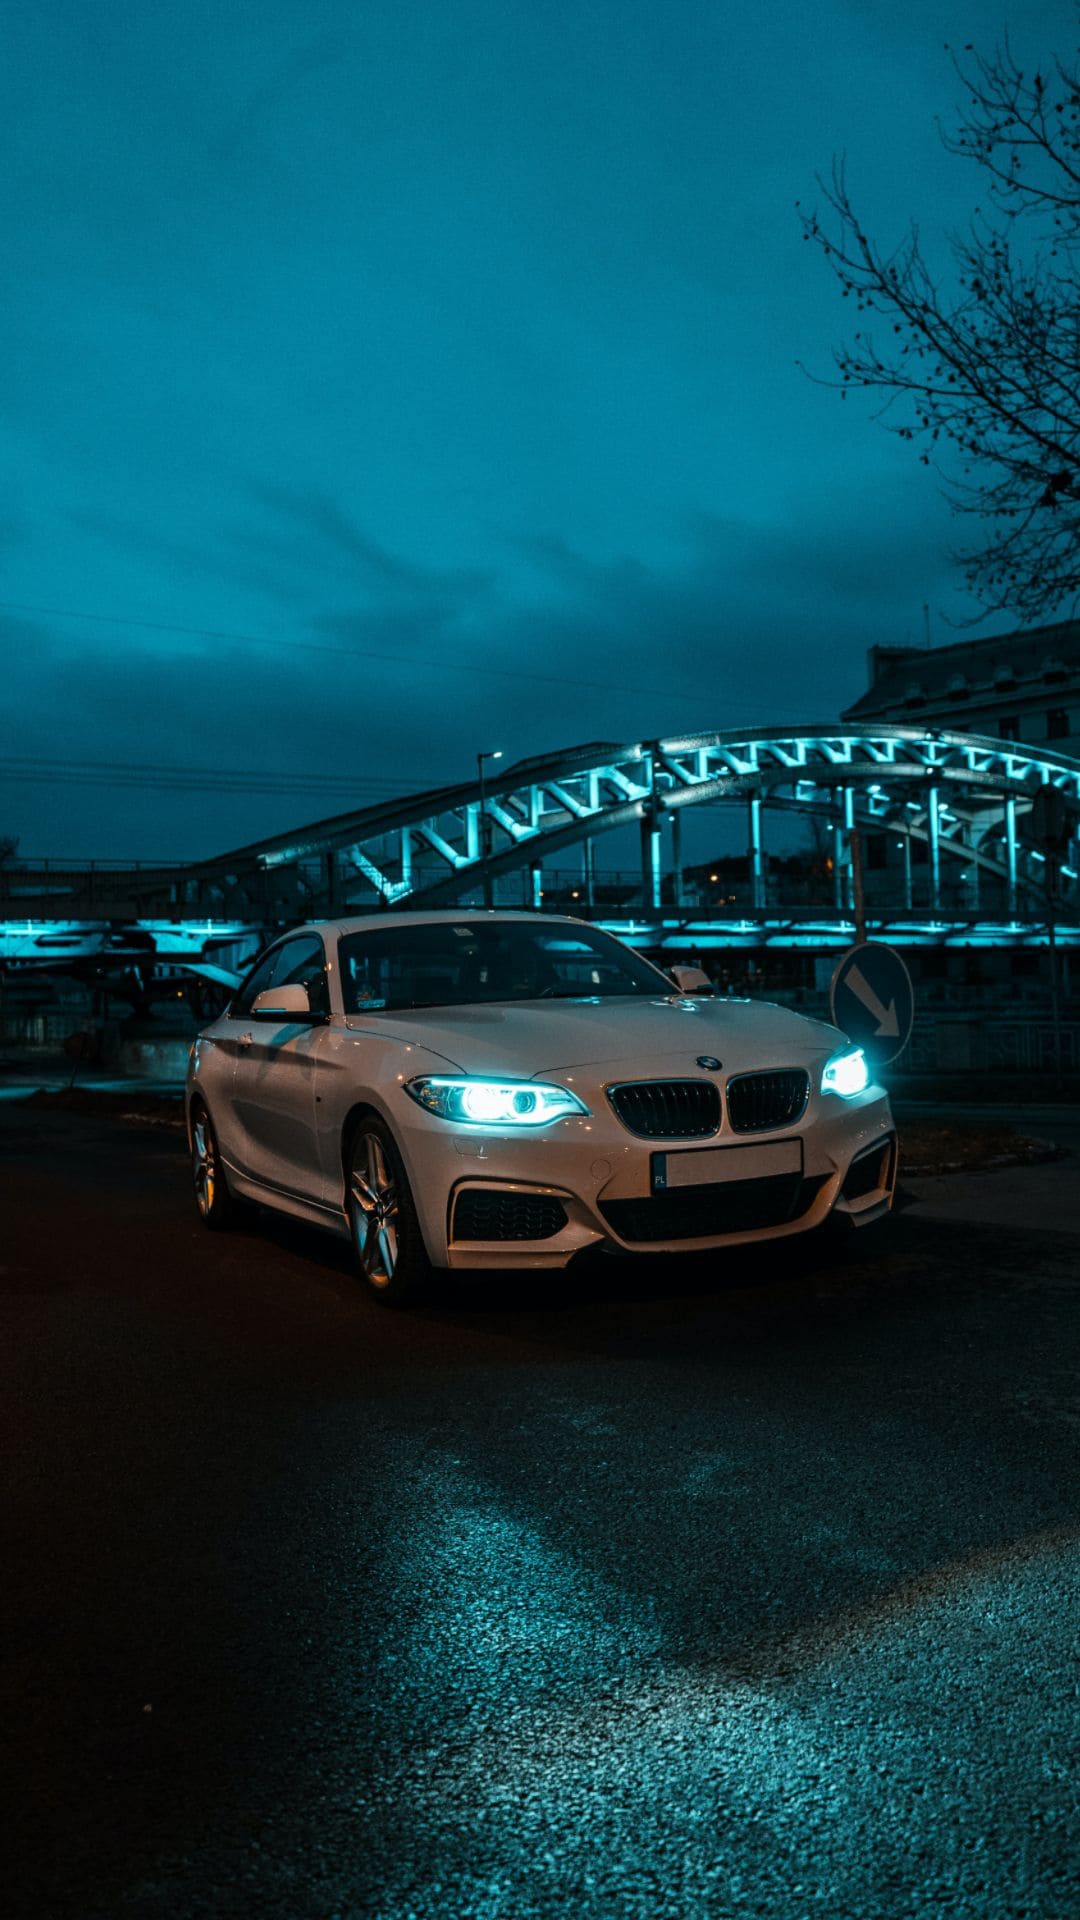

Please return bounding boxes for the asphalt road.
[3,1106,1079,1920]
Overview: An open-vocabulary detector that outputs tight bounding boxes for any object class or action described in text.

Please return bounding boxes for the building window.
[1047,708,1069,740]
[998,716,1020,742]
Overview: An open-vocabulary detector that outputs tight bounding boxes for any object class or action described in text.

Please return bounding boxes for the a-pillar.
[927,785,942,912]
[640,812,662,911]
[748,792,765,910]
[1005,795,1018,916]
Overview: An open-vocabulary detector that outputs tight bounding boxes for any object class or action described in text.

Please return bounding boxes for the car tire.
[190,1101,235,1229]
[346,1118,431,1306]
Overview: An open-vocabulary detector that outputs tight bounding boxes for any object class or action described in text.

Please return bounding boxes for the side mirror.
[251,983,318,1021]
[669,964,714,996]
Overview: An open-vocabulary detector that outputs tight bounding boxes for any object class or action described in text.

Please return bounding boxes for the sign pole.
[1030,782,1074,1091]
[848,828,866,948]
[1048,852,1062,1089]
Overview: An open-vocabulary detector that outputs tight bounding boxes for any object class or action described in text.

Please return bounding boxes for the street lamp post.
[476,749,502,907]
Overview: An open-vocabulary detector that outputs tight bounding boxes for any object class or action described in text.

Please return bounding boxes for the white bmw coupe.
[186,911,896,1303]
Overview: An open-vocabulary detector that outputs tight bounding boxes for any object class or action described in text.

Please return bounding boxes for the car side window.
[272,937,329,1017]
[233,948,282,1016]
[233,937,329,1017]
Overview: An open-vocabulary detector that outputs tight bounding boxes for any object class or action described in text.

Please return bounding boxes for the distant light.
[571,890,580,898]
[709,873,719,883]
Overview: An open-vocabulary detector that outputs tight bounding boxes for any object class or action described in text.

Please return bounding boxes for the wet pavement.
[3,1103,1079,1919]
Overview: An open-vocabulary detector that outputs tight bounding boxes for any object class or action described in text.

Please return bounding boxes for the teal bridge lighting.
[195,722,1080,919]
[2,726,1078,965]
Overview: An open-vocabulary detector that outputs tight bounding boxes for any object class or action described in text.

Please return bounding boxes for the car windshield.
[338,919,668,1013]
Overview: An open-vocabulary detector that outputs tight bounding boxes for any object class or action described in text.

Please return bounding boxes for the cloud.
[2,463,993,860]
[246,482,493,601]
[210,31,353,169]
[67,505,306,609]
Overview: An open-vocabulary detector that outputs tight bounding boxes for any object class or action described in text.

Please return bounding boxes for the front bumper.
[391,1084,897,1269]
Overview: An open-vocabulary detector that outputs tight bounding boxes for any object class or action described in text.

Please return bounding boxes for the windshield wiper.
[537,987,653,1000]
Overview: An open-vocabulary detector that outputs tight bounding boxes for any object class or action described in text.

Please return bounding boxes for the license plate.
[652,1138,802,1192]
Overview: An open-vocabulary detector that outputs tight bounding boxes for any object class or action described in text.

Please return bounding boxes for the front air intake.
[600,1173,829,1243]
[452,1189,568,1242]
[607,1079,721,1139]
[725,1069,809,1134]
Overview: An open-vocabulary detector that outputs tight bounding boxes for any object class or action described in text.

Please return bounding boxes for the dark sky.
[2,0,1075,861]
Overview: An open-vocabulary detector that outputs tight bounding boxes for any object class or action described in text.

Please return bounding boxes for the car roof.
[298,910,592,939]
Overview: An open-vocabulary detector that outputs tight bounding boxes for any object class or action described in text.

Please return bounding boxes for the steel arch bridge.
[187,723,1080,926]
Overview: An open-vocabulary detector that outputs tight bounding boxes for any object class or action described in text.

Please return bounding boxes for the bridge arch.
[197,724,1080,921]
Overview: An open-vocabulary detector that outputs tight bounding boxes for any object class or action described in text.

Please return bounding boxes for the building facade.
[842,617,1080,759]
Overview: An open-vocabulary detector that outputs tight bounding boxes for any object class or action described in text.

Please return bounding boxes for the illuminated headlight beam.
[405,1077,589,1126]
[821,1048,870,1098]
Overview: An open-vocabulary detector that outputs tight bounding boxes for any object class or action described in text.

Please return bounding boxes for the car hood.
[343,995,843,1077]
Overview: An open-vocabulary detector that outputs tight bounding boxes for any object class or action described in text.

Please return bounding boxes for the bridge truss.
[185,724,1080,923]
[3,728,1079,957]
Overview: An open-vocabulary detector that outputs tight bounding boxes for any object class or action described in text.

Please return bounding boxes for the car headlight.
[404,1076,590,1127]
[821,1047,870,1098]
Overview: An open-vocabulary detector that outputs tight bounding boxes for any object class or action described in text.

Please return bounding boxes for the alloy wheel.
[192,1112,216,1219]
[350,1130,400,1287]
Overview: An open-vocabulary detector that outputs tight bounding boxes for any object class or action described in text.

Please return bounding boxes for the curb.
[901,1138,1066,1177]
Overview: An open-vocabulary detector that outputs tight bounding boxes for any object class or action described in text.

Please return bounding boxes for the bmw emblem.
[696,1055,722,1071]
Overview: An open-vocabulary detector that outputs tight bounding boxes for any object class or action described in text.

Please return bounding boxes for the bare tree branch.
[799,30,1080,623]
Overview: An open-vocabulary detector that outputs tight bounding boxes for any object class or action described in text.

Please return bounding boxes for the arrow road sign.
[830,941,914,1066]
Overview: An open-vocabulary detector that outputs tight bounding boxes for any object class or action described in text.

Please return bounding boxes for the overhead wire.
[0,597,814,720]
[0,754,432,797]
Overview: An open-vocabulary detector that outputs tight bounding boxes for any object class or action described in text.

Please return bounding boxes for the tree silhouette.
[800,32,1080,624]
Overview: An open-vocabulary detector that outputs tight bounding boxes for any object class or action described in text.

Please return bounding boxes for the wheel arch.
[340,1100,388,1190]
[186,1085,214,1152]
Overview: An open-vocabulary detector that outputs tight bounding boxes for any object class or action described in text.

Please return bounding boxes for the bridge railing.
[0,857,1067,923]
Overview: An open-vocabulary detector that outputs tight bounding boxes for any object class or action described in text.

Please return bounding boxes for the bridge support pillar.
[928,785,942,912]
[399,827,412,897]
[841,786,855,913]
[583,836,595,909]
[748,793,765,910]
[640,814,662,911]
[902,830,913,911]
[530,861,543,910]
[833,812,845,912]
[1005,796,1018,916]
